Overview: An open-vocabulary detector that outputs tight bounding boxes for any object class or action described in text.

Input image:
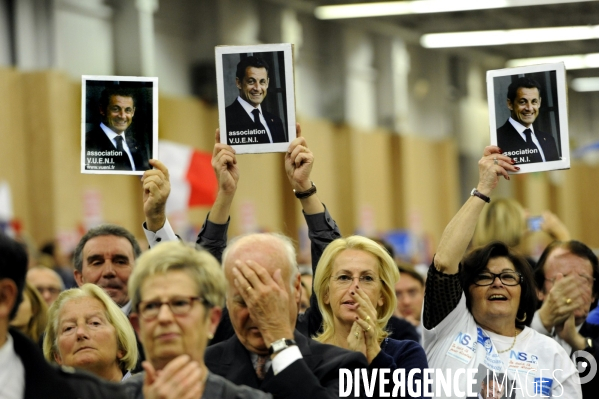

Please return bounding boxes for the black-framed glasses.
[137,296,209,320]
[473,271,522,286]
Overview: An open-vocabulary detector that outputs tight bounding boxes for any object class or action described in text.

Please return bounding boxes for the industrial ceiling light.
[420,25,599,48]
[314,0,593,20]
[571,77,599,92]
[507,53,599,70]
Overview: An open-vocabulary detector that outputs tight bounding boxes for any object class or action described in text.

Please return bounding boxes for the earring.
[207,333,214,340]
[516,312,527,323]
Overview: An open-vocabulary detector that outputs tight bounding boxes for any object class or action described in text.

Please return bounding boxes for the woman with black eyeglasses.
[422,146,581,399]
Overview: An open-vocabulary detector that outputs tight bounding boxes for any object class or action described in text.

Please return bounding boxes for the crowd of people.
[1,123,597,398]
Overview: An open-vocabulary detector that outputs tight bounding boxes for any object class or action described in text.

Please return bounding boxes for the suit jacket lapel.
[220,336,261,388]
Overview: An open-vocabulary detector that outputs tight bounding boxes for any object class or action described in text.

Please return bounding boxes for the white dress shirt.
[508,118,547,162]
[100,123,137,170]
[236,97,273,143]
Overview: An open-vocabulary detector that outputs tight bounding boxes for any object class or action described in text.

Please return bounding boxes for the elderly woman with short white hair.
[43,283,138,381]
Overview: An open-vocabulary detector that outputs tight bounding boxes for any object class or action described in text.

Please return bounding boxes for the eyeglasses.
[137,296,209,320]
[331,274,380,287]
[35,286,61,296]
[473,271,522,286]
[545,274,595,286]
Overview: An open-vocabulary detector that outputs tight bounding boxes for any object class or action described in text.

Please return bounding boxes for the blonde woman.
[44,284,138,381]
[312,236,428,395]
[10,281,48,342]
[473,197,570,254]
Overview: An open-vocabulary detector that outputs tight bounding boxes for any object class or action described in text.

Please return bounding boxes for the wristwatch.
[470,188,490,203]
[268,338,297,356]
[293,181,317,199]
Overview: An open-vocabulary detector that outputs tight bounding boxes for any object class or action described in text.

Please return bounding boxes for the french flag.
[158,140,217,215]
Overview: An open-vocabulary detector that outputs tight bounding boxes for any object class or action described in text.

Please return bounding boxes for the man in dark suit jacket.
[205,233,368,399]
[224,56,287,146]
[532,240,599,398]
[496,77,560,164]
[85,87,150,171]
[0,234,128,399]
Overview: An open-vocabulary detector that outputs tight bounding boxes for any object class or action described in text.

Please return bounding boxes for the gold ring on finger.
[365,325,371,332]
[246,286,253,292]
[355,332,359,338]
[566,298,572,305]
[365,316,371,322]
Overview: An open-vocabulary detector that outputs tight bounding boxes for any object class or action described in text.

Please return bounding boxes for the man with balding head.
[202,129,367,397]
[27,266,64,306]
[206,231,367,398]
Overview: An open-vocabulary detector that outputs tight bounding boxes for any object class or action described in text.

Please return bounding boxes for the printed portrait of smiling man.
[224,55,287,145]
[496,76,560,165]
[85,85,151,171]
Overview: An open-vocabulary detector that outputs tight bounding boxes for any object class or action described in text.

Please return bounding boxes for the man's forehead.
[109,95,134,104]
[546,247,592,274]
[83,235,135,255]
[515,87,540,99]
[244,67,268,79]
[28,268,61,284]
[225,236,288,275]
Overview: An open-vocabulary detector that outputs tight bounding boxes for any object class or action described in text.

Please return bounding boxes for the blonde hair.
[16,282,48,341]
[473,198,526,248]
[313,236,399,344]
[43,284,138,372]
[129,241,226,313]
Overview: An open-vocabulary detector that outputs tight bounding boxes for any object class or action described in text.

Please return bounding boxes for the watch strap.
[470,188,490,203]
[293,181,317,199]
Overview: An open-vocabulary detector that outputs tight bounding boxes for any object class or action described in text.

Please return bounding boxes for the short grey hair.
[222,233,299,287]
[129,241,226,313]
[73,224,141,273]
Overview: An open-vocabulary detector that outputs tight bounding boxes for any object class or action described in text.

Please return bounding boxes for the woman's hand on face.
[350,287,381,363]
[477,146,519,196]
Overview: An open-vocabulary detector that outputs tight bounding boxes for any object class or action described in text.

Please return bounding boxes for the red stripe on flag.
[185,150,217,207]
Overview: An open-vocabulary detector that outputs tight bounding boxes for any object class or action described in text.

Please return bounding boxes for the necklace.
[497,328,521,354]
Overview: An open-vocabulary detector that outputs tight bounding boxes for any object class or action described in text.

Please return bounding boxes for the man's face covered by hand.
[236,67,269,108]
[101,95,135,134]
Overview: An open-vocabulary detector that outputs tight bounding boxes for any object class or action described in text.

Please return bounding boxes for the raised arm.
[285,128,341,268]
[143,159,171,231]
[285,129,342,337]
[423,146,518,330]
[195,130,239,262]
[142,159,178,246]
[434,146,517,273]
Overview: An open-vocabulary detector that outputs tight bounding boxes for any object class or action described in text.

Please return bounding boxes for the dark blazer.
[225,98,286,144]
[123,371,274,399]
[205,330,368,399]
[497,120,559,163]
[10,328,128,399]
[85,125,150,171]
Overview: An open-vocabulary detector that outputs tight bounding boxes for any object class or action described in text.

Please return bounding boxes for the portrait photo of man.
[496,76,560,165]
[216,44,296,154]
[82,78,156,174]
